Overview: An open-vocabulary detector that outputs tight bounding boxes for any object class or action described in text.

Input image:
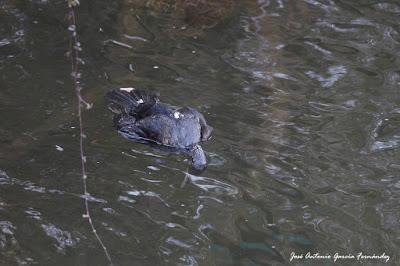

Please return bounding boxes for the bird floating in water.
[106,88,213,170]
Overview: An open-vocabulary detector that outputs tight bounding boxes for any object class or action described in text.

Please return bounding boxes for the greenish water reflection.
[1,0,399,265]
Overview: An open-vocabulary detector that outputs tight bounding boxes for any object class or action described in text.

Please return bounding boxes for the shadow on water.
[1,0,400,265]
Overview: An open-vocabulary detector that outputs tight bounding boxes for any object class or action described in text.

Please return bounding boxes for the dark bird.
[106,88,213,170]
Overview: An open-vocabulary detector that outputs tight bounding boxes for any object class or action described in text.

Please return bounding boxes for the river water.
[1,0,399,265]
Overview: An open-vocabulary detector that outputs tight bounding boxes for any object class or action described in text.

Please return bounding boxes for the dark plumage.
[106,88,213,170]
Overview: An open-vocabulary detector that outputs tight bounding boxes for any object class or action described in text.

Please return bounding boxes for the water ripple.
[305,65,347,87]
[2,0,400,264]
[41,223,77,254]
[185,173,239,196]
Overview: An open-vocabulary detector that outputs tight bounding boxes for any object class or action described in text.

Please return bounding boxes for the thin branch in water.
[67,2,113,265]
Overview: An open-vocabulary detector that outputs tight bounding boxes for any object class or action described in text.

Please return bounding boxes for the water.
[1,0,399,265]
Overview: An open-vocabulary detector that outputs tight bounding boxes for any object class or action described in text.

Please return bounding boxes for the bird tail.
[105,88,158,115]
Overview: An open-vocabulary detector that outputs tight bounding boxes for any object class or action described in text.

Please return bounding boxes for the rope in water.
[67,1,113,264]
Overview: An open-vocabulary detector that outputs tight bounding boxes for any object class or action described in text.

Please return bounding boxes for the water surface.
[1,0,399,265]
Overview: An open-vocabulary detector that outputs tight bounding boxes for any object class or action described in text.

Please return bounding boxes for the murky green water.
[1,0,400,265]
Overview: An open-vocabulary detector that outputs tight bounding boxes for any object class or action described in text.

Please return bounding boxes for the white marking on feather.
[137,99,144,104]
[174,111,181,119]
[119,87,134,92]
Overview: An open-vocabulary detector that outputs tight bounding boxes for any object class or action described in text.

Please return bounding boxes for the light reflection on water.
[1,0,400,265]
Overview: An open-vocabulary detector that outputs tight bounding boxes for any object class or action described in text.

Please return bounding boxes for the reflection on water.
[1,0,400,265]
[185,173,239,196]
